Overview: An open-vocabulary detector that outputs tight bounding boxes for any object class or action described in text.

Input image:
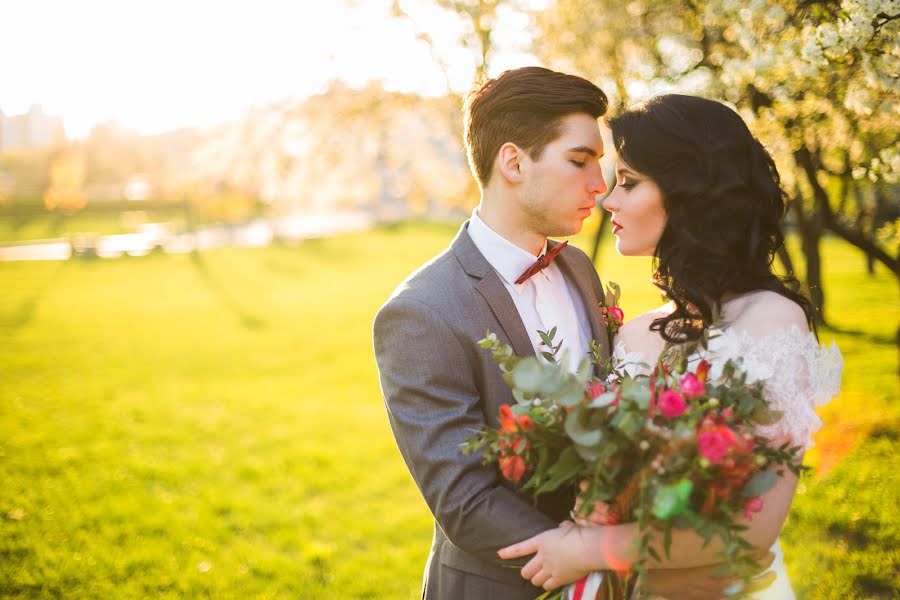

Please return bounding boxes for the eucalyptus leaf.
[512,388,530,405]
[556,378,586,407]
[537,369,567,396]
[620,378,651,410]
[574,442,604,461]
[565,408,603,446]
[511,403,531,416]
[511,358,544,394]
[587,391,618,409]
[741,470,777,498]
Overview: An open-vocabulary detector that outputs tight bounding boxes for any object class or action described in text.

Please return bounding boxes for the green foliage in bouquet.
[463,318,807,593]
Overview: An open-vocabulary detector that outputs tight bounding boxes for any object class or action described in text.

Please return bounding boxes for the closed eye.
[617,177,636,190]
[570,160,586,168]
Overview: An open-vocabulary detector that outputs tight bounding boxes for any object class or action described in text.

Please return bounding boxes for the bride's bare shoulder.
[726,290,810,335]
[618,303,673,343]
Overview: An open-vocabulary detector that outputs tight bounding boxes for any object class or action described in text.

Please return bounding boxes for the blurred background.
[1,0,897,597]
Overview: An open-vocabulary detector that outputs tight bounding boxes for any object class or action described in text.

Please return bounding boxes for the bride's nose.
[601,191,618,213]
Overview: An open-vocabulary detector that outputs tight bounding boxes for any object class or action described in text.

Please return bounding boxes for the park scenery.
[1,1,898,598]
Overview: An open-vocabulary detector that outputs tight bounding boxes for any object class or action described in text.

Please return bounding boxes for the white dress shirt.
[467,209,592,373]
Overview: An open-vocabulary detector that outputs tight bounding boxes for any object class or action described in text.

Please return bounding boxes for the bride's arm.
[498,463,797,581]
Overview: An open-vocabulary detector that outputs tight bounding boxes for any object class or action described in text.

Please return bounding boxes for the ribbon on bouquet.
[568,572,604,600]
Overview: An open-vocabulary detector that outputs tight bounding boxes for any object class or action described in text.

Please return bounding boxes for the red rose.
[698,426,738,464]
[499,454,526,483]
[608,306,624,325]
[679,373,705,399]
[658,390,687,419]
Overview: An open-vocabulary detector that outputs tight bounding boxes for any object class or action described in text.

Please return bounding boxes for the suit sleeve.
[373,296,557,564]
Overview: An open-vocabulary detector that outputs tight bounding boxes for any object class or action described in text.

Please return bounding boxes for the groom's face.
[517,113,607,238]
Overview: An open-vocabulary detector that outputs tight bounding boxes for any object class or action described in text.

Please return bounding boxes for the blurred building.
[0,104,66,153]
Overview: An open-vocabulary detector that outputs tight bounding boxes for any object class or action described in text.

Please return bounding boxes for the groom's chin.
[544,222,583,239]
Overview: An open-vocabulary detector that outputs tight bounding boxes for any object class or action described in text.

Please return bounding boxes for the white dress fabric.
[604,322,843,599]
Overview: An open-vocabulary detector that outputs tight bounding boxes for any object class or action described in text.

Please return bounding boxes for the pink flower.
[698,426,738,464]
[743,496,764,521]
[680,373,705,399]
[586,381,605,399]
[658,390,687,419]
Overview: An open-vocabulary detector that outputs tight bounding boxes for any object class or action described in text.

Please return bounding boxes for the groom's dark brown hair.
[463,66,608,188]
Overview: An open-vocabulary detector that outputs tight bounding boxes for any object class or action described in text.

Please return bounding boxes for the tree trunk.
[791,199,827,325]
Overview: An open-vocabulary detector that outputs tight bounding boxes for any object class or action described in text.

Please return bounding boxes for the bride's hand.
[497,521,593,591]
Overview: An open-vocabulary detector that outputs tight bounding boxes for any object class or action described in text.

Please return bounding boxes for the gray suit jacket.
[373,222,610,599]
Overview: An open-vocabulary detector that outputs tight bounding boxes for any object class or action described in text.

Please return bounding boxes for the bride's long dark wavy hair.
[608,94,816,343]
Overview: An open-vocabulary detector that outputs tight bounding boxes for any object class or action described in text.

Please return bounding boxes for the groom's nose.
[588,171,607,195]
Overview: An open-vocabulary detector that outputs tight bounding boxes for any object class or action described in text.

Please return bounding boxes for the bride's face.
[601,158,666,256]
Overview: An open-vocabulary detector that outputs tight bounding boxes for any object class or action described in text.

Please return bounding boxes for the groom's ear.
[497,142,526,184]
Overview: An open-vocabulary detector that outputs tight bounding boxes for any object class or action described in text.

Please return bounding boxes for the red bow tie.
[514,241,568,285]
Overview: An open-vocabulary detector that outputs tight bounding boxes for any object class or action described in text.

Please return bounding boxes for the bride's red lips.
[612,220,623,234]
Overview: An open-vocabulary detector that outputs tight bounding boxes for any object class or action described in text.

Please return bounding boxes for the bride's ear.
[497,142,525,184]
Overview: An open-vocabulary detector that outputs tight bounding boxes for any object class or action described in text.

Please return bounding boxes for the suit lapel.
[451,223,536,359]
[474,273,536,359]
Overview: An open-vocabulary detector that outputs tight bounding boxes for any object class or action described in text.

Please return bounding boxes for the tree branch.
[795,147,900,276]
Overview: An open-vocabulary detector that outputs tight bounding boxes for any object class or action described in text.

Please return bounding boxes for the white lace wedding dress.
[573,314,843,600]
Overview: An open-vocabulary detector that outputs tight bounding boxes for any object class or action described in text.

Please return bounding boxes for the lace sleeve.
[612,341,651,378]
[705,325,843,450]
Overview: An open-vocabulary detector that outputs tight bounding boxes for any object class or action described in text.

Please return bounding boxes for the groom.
[373,67,610,599]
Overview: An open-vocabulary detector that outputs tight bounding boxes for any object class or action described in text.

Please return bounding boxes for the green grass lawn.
[1,219,897,598]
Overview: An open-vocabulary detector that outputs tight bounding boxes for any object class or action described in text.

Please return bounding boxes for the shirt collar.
[468,207,547,287]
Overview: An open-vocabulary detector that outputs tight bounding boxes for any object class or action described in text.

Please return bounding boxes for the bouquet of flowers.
[462,287,805,599]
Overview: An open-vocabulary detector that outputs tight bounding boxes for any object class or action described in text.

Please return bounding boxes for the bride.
[497,94,842,599]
